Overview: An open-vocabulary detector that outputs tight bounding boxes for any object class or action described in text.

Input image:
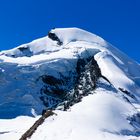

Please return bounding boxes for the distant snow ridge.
[0,28,140,140]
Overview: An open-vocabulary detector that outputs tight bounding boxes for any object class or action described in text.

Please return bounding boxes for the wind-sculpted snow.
[0,28,140,140]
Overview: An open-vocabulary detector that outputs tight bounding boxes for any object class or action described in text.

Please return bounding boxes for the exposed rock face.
[62,56,103,110]
[48,32,63,45]
[39,56,104,111]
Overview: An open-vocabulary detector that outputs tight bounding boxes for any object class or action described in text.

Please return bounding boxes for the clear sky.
[0,0,140,62]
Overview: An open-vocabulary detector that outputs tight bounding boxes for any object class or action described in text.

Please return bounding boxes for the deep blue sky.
[0,0,140,62]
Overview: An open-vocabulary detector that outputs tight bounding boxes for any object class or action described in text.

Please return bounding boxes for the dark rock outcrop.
[62,56,102,109]
[38,56,110,111]
[48,32,63,45]
[118,87,136,100]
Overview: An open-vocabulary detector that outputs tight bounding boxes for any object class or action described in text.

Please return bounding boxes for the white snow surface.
[0,89,139,140]
[0,28,140,94]
[30,91,137,140]
[0,28,140,140]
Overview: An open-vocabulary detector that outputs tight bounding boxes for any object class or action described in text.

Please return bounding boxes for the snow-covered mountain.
[0,28,140,140]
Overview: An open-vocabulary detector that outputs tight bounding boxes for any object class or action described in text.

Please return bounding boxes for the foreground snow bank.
[30,90,137,140]
[0,91,139,140]
[0,90,138,140]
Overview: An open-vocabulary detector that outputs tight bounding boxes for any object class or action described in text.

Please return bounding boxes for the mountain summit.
[0,28,140,140]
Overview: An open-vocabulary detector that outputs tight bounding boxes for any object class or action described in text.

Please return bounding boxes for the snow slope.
[1,88,140,140]
[30,91,138,140]
[0,28,140,140]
